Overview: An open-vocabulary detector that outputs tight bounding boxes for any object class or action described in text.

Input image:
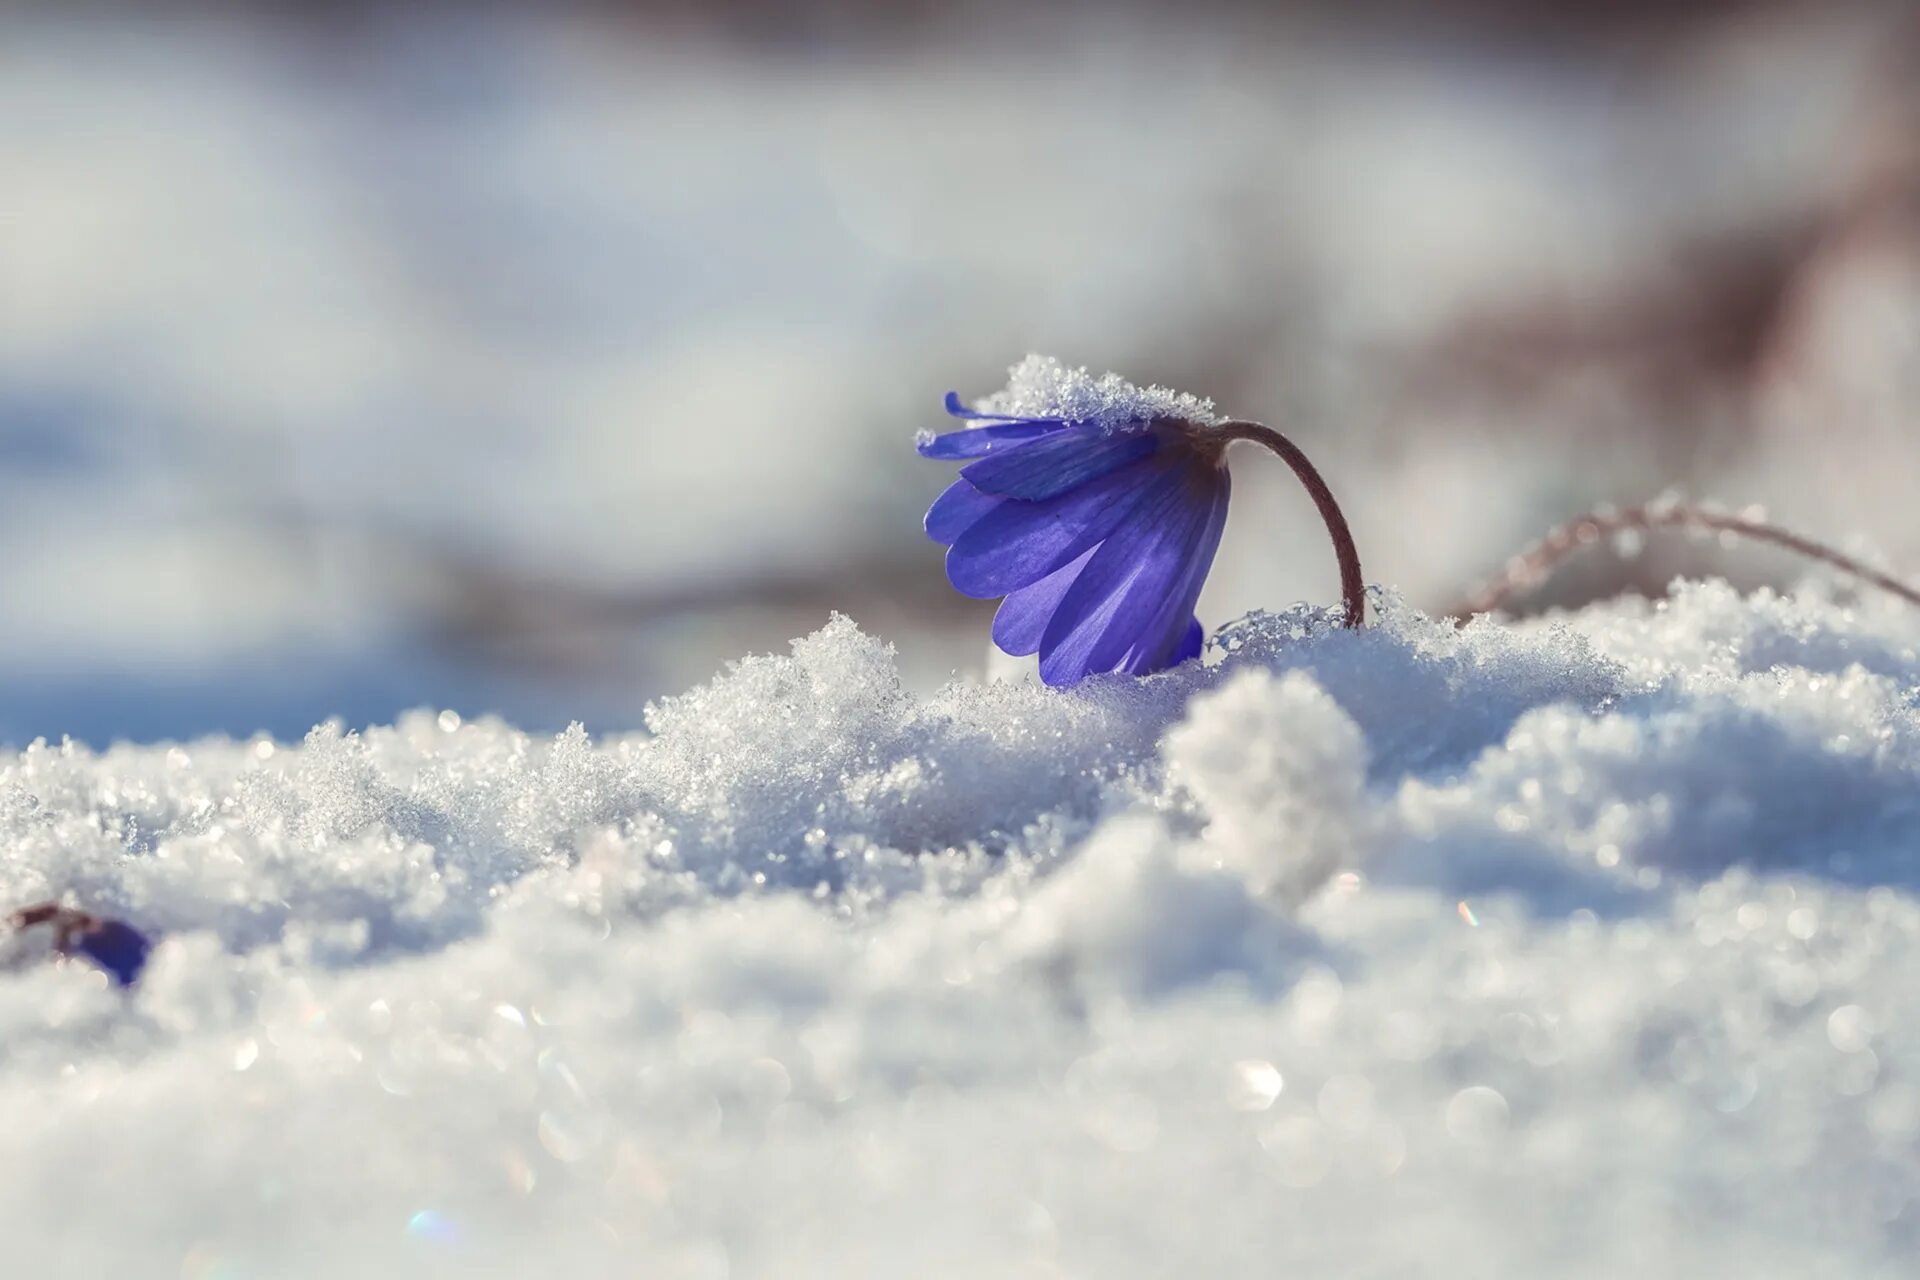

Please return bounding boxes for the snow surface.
[8,582,1920,1276]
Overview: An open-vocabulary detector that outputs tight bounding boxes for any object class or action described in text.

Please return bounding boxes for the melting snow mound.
[5,582,1920,1277]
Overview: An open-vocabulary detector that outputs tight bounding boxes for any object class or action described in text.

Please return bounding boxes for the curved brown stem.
[1453,502,1920,619]
[1214,421,1366,629]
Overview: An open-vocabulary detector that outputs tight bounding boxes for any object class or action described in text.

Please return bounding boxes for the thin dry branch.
[1452,502,1920,620]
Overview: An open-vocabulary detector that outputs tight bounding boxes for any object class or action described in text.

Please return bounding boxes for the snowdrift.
[5,582,1919,1276]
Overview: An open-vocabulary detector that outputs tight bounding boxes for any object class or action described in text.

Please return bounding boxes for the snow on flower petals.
[976,354,1219,430]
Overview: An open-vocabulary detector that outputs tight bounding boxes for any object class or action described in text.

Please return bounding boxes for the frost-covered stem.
[1454,502,1920,618]
[1215,422,1366,628]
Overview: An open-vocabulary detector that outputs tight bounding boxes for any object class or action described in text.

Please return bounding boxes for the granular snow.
[4,582,1920,1276]
[963,354,1222,430]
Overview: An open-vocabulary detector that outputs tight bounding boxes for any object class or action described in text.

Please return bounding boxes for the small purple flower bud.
[7,902,154,987]
[73,918,153,987]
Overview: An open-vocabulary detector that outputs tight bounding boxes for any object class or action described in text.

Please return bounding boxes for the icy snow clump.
[967,353,1221,428]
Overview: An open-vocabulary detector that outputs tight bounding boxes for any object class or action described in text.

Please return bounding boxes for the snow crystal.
[968,353,1221,428]
[6,585,1920,1275]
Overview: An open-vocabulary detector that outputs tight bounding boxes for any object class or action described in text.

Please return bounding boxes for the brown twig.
[1452,501,1920,620]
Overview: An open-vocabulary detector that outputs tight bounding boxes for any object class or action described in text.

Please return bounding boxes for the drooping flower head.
[918,357,1242,686]
[920,356,1366,688]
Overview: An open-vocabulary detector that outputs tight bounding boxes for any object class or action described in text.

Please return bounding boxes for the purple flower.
[8,902,153,986]
[920,391,1232,686]
[73,918,152,986]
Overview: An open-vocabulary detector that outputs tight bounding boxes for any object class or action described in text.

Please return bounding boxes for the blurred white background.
[2,0,1915,743]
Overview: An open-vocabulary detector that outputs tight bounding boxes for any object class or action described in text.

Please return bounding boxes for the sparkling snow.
[963,355,1222,430]
[7,582,1920,1276]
